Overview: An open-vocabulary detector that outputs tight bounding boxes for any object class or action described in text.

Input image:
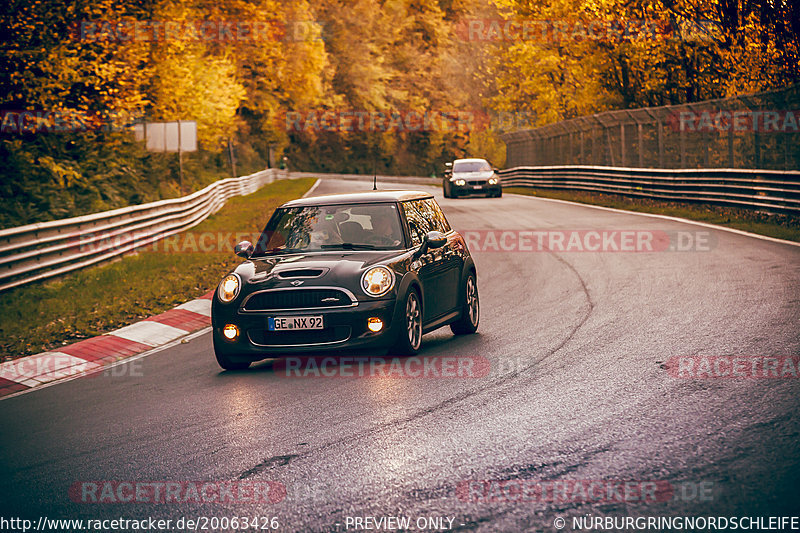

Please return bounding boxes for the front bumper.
[212,297,401,359]
[451,182,502,196]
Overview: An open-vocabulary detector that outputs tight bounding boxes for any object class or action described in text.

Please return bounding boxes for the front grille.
[468,180,487,185]
[277,269,324,278]
[248,326,351,346]
[243,289,353,311]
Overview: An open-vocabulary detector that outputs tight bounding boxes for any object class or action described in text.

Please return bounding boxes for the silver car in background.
[443,158,502,198]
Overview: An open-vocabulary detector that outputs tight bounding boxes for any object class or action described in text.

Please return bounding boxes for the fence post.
[657,121,664,168]
[754,129,761,169]
[637,123,644,168]
[680,125,686,167]
[569,132,574,164]
[728,126,735,168]
[620,123,626,167]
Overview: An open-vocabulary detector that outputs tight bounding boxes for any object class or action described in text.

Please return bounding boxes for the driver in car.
[368,213,401,247]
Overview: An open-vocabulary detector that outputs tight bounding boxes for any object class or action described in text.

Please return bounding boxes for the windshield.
[453,160,491,173]
[254,203,405,255]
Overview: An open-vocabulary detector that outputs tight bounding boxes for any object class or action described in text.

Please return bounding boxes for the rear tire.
[450,272,479,335]
[391,289,423,355]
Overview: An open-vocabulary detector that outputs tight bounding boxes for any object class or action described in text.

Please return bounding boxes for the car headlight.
[217,273,241,303]
[361,266,395,297]
[454,179,466,186]
[488,177,498,185]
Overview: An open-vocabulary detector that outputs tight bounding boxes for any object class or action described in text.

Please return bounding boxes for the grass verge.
[506,187,800,243]
[0,178,316,362]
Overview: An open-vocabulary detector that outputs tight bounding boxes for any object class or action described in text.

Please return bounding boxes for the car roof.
[453,158,489,163]
[281,189,433,207]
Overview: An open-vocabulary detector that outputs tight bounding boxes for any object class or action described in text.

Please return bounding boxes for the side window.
[424,198,451,232]
[401,201,429,246]
[413,198,447,233]
[402,198,451,245]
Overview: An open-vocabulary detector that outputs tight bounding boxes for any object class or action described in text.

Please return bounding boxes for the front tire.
[450,272,479,335]
[391,289,423,355]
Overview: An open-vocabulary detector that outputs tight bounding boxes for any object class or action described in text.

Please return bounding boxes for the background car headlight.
[218,274,241,303]
[488,177,498,185]
[454,179,466,186]
[361,266,395,297]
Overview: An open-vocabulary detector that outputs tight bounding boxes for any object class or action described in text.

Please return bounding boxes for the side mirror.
[413,231,446,260]
[234,240,254,259]
[492,167,500,172]
[426,231,447,249]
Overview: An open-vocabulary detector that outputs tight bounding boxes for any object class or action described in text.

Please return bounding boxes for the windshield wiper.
[253,247,304,256]
[320,243,379,250]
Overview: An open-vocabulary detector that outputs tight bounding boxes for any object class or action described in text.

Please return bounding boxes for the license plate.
[268,316,323,331]
[473,185,483,190]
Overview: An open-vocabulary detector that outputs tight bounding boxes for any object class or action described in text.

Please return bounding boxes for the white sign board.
[134,121,197,152]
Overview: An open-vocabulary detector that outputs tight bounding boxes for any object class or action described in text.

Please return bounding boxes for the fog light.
[223,324,239,340]
[367,317,383,332]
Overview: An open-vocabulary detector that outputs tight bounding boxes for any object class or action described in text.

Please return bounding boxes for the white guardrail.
[8,165,794,293]
[498,166,800,215]
[0,169,288,293]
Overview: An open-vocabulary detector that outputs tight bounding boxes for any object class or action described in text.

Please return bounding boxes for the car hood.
[232,250,410,299]
[452,170,495,179]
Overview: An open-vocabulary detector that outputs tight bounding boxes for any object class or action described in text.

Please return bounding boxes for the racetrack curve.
[1,178,799,532]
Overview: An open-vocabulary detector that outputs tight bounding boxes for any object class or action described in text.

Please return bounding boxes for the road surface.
[2,178,799,532]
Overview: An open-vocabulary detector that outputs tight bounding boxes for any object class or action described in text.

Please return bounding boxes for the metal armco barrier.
[498,166,800,215]
[0,169,288,293]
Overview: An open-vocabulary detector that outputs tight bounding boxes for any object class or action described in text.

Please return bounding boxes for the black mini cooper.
[211,190,479,370]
